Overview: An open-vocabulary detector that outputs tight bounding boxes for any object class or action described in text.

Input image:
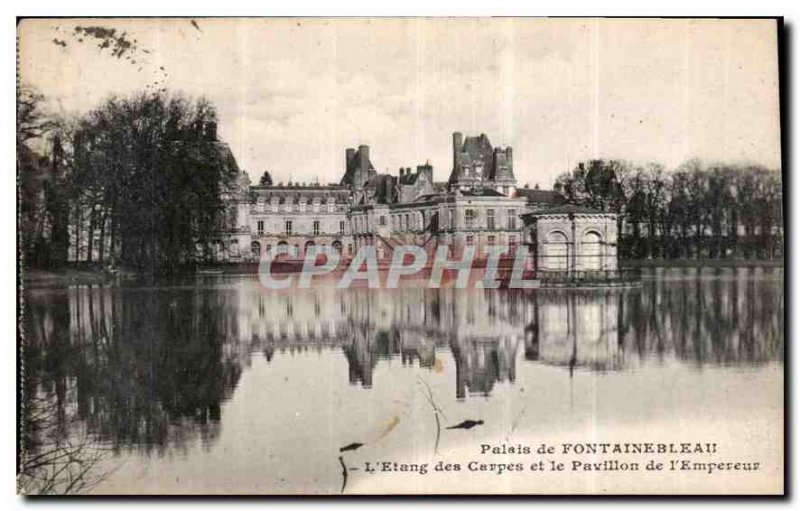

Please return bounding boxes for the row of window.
[257,220,347,236]
[213,233,519,260]
[464,208,517,229]
[254,208,519,236]
[464,234,518,246]
[256,202,343,213]
[251,240,354,257]
[392,212,418,232]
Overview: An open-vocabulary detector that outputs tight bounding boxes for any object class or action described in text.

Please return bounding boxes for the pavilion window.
[507,209,517,230]
[465,209,476,229]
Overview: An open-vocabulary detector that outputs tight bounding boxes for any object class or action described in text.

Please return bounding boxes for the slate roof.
[522,204,609,217]
[460,188,507,197]
[515,188,564,204]
[399,172,420,185]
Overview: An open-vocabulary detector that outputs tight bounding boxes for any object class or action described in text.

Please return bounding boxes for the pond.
[20,267,784,494]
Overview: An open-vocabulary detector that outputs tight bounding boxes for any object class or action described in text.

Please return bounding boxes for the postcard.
[17,17,784,495]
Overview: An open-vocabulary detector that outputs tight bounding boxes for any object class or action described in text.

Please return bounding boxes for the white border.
[4,2,797,510]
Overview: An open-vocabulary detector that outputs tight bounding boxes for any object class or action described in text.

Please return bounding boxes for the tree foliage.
[18,85,72,268]
[554,159,783,260]
[69,91,238,270]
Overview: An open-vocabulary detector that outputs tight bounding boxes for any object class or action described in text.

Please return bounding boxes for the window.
[405,214,410,230]
[257,220,264,235]
[507,209,517,230]
[379,215,386,226]
[285,220,293,235]
[313,220,320,236]
[488,235,496,245]
[487,209,495,229]
[465,209,476,228]
[313,201,320,213]
[339,220,345,235]
[466,235,475,245]
[509,235,517,247]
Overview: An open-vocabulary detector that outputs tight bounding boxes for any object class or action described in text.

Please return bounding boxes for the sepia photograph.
[16,16,784,495]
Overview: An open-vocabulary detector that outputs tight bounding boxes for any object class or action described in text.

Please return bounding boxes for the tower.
[340,144,376,189]
[448,131,515,194]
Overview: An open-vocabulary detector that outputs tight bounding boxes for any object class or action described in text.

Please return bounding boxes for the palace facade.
[217,132,619,273]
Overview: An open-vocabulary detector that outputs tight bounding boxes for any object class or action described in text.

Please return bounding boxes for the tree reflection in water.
[19,268,783,493]
[20,286,245,493]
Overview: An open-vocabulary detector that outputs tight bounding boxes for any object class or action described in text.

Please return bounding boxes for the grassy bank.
[22,268,142,288]
[622,259,783,268]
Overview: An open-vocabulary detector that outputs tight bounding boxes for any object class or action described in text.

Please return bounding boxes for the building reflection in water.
[21,267,784,462]
[240,287,525,397]
[524,290,622,372]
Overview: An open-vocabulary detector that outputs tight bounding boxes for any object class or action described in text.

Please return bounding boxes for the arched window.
[546,231,570,271]
[251,241,261,259]
[276,240,289,259]
[582,231,603,270]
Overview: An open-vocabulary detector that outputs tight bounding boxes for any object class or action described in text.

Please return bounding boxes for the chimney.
[452,132,463,170]
[346,147,355,170]
[358,145,370,172]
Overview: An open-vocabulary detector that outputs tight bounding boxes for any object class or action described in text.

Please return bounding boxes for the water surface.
[21,267,784,494]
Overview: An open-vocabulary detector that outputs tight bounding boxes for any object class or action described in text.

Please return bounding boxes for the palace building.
[214,131,621,275]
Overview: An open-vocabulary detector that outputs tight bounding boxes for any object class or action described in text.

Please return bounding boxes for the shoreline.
[622,259,783,269]
[21,258,783,289]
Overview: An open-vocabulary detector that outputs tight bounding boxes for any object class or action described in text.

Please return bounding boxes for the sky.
[18,17,782,188]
